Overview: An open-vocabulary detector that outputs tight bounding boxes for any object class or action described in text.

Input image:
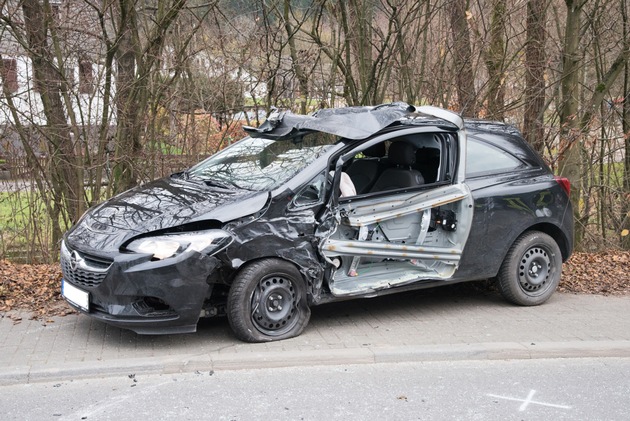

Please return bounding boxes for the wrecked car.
[60,103,574,342]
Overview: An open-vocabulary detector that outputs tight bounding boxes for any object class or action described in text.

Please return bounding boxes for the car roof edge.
[415,106,464,130]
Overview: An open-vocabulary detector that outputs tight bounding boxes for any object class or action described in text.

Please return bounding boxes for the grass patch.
[0,190,54,263]
[0,186,107,263]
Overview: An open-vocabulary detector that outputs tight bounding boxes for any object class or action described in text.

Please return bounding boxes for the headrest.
[416,147,440,164]
[388,142,415,166]
[363,143,386,158]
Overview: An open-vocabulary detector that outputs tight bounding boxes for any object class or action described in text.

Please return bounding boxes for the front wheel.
[227,258,311,342]
[497,231,562,306]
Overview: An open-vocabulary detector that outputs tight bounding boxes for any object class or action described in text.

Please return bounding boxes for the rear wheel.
[497,231,562,306]
[227,259,311,342]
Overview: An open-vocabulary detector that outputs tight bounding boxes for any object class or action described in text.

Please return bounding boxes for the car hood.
[65,176,269,254]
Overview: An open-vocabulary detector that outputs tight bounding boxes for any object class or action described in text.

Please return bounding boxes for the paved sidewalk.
[1,287,629,385]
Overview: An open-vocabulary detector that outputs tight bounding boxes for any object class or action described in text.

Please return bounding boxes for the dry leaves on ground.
[1,251,629,320]
[0,259,74,320]
[559,251,630,295]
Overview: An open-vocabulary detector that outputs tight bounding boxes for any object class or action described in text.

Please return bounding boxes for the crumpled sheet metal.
[221,194,326,302]
[244,102,416,140]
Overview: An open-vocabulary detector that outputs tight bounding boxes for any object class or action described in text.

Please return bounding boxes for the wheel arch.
[524,222,572,262]
[231,256,303,279]
[457,220,572,282]
[228,256,312,294]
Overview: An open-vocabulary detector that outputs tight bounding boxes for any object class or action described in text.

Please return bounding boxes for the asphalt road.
[2,357,629,421]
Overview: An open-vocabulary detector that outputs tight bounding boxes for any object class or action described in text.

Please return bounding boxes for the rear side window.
[466,137,524,177]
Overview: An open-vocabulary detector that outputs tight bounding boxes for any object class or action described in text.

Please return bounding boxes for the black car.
[60,103,573,342]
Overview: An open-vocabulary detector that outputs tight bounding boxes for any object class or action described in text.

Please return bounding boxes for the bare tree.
[557,0,629,246]
[448,0,479,116]
[523,0,548,153]
[109,0,190,193]
[621,0,630,249]
[3,0,630,261]
[483,0,507,120]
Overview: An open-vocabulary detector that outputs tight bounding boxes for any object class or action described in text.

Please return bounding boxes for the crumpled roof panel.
[243,102,416,140]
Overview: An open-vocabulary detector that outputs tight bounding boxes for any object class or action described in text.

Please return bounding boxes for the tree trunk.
[22,0,83,238]
[622,0,630,250]
[557,0,584,247]
[112,0,142,193]
[284,0,309,114]
[523,0,548,154]
[111,0,188,193]
[449,0,478,117]
[484,0,507,120]
[558,0,629,248]
[349,0,373,105]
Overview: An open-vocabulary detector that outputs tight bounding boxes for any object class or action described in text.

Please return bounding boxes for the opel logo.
[70,250,83,271]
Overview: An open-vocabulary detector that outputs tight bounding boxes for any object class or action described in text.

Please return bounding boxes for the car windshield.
[188,132,338,191]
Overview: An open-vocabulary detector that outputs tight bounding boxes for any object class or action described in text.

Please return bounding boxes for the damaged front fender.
[221,193,326,303]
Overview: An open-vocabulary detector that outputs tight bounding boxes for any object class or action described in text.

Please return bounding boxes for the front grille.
[61,242,112,289]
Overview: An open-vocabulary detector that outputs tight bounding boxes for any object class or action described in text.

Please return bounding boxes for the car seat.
[346,142,386,194]
[370,142,424,192]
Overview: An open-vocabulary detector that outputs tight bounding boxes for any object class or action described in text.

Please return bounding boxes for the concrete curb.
[2,340,629,385]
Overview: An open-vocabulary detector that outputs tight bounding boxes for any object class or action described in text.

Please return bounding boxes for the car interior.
[343,132,447,197]
[322,131,473,296]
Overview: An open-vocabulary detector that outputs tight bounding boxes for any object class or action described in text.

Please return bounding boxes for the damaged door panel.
[321,184,474,296]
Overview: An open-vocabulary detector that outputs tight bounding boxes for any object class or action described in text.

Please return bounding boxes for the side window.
[291,171,327,208]
[466,137,524,177]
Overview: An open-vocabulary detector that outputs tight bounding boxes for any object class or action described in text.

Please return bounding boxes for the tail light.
[554,176,571,195]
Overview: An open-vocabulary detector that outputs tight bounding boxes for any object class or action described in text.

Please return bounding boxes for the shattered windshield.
[188,132,338,191]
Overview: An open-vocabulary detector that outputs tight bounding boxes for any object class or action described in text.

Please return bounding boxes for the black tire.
[227,258,311,342]
[497,231,562,306]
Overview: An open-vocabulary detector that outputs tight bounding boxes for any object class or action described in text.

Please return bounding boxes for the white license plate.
[62,279,89,311]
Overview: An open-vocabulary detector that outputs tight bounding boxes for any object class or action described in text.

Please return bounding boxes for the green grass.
[0,191,36,229]
[0,191,54,262]
[0,186,108,262]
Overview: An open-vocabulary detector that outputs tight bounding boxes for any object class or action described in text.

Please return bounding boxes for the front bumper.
[60,241,220,334]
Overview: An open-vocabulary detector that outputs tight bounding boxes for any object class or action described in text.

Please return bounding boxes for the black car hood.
[66,176,269,254]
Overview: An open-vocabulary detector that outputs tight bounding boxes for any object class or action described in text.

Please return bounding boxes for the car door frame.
[318,119,475,297]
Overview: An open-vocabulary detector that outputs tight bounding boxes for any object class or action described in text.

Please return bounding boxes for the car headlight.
[125,230,232,260]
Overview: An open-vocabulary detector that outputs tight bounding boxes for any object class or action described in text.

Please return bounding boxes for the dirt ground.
[1,251,629,321]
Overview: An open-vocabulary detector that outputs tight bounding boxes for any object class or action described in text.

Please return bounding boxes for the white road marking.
[487,389,572,412]
[519,389,537,411]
